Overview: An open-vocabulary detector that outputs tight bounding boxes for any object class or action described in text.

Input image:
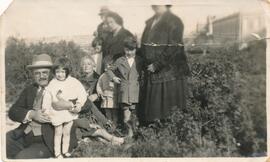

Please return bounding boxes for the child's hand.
[88,94,98,102]
[56,90,64,101]
[69,103,82,113]
[113,77,121,84]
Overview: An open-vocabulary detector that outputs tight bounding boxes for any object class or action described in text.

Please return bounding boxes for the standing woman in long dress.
[140,4,190,124]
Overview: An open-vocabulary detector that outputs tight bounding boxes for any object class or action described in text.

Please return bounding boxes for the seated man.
[6,54,78,159]
[6,54,124,159]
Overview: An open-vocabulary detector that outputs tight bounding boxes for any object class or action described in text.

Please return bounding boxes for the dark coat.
[107,55,144,104]
[8,83,81,154]
[103,28,134,65]
[141,11,190,83]
[79,71,100,96]
[97,22,110,43]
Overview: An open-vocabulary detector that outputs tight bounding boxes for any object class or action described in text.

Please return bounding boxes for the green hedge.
[5,37,266,157]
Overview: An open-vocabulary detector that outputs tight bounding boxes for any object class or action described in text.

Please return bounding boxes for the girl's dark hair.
[52,57,72,78]
[106,12,123,26]
[92,38,102,48]
[123,36,137,50]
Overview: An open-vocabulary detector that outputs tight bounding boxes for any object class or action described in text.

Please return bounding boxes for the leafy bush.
[5,37,266,157]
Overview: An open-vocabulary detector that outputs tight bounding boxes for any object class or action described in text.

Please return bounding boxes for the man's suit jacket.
[8,83,78,154]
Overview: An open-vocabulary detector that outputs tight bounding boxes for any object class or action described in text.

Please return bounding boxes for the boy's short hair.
[123,36,137,50]
[52,57,72,78]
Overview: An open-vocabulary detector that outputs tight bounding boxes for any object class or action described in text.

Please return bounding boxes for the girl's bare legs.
[62,121,73,156]
[54,125,63,157]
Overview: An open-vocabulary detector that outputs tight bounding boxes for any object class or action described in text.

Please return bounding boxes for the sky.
[1,0,265,39]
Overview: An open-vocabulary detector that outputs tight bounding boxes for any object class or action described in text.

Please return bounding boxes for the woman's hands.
[147,64,156,73]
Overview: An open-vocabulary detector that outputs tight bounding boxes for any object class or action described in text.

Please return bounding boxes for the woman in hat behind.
[101,11,134,73]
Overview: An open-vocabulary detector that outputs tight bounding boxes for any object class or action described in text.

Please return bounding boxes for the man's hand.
[147,64,156,73]
[52,100,73,111]
[29,110,51,123]
[113,77,121,84]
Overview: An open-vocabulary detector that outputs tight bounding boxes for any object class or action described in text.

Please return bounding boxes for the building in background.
[207,11,266,44]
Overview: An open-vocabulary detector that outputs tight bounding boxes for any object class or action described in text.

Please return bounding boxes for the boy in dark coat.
[107,37,144,137]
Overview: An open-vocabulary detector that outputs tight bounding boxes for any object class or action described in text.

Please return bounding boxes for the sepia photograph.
[0,0,269,161]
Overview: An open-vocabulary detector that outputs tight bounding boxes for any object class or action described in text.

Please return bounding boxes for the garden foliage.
[5,37,266,157]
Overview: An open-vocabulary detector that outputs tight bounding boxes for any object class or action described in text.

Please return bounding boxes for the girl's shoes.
[63,152,72,158]
[55,154,63,159]
[55,153,71,158]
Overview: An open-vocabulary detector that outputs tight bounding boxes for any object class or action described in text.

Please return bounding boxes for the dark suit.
[6,83,78,159]
[102,27,133,72]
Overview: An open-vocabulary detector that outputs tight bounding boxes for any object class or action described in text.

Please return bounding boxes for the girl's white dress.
[42,76,87,126]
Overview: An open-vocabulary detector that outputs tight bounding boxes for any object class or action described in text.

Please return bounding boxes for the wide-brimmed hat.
[26,54,53,70]
[99,6,110,15]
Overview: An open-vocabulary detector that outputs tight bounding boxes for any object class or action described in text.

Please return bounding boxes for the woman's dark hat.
[99,6,110,15]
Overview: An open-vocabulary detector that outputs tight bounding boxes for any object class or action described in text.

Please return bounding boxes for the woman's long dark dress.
[140,11,190,122]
